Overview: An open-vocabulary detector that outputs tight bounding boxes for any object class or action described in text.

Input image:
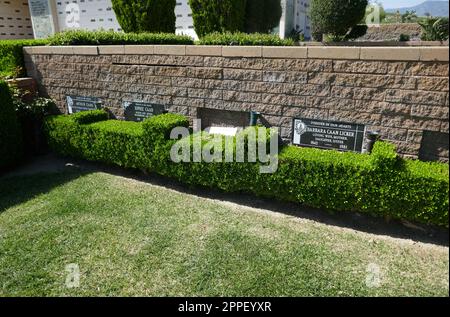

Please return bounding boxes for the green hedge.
[44,110,449,227]
[0,39,48,79]
[0,81,22,170]
[244,0,282,33]
[49,30,292,46]
[70,109,109,125]
[45,114,145,169]
[310,0,368,41]
[197,32,295,46]
[189,0,247,38]
[111,0,177,33]
[47,30,194,46]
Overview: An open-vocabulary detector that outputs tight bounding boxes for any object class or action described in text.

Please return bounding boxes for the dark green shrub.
[0,39,48,79]
[401,10,418,23]
[10,84,55,120]
[310,0,368,41]
[419,18,449,41]
[399,33,411,42]
[0,81,22,170]
[288,29,306,42]
[44,111,449,227]
[244,0,282,33]
[111,0,176,33]
[47,30,193,46]
[10,85,55,156]
[189,0,247,37]
[343,25,368,41]
[197,32,294,46]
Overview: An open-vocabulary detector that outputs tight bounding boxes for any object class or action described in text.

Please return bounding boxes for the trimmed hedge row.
[0,39,48,79]
[197,32,295,46]
[44,110,449,227]
[47,30,194,46]
[46,30,292,47]
[0,81,22,170]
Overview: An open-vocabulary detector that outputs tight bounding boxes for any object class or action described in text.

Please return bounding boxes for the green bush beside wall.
[189,0,248,38]
[197,32,295,46]
[0,39,48,79]
[47,30,194,46]
[310,0,368,41]
[44,110,449,227]
[244,0,282,33]
[0,81,23,169]
[111,0,177,33]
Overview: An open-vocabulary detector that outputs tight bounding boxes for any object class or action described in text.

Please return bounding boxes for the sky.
[377,0,448,9]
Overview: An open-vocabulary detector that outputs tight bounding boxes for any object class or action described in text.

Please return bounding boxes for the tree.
[310,0,368,41]
[401,10,418,23]
[111,0,176,33]
[419,17,449,41]
[244,0,282,33]
[189,0,247,37]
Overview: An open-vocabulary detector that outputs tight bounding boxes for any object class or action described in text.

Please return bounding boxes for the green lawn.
[0,170,448,297]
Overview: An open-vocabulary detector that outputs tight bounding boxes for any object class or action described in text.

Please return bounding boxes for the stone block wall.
[24,45,449,161]
[358,23,422,42]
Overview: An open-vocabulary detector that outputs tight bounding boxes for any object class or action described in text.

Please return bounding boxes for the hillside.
[386,1,449,17]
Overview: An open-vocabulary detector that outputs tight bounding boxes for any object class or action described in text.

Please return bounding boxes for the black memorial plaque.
[66,95,102,114]
[123,101,166,122]
[292,118,366,153]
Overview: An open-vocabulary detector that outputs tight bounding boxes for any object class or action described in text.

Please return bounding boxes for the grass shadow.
[88,161,450,247]
[0,168,90,213]
[1,154,448,247]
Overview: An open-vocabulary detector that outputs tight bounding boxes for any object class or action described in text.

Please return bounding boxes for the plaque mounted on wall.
[123,101,166,122]
[66,96,102,114]
[292,118,366,153]
[29,0,56,39]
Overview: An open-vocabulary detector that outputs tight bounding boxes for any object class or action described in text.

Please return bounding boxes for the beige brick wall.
[0,1,33,39]
[359,23,422,42]
[24,45,450,161]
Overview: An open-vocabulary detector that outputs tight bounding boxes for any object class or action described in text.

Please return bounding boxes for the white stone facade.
[0,0,34,39]
[278,0,311,40]
[54,0,120,32]
[293,0,311,39]
[1,0,311,41]
[175,0,196,39]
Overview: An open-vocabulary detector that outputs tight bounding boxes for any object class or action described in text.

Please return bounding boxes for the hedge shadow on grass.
[1,153,447,247]
[0,168,90,214]
[63,156,449,247]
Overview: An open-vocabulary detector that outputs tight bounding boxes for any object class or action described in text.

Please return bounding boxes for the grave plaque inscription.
[66,96,102,114]
[123,101,166,122]
[292,118,366,153]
